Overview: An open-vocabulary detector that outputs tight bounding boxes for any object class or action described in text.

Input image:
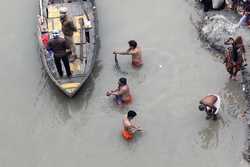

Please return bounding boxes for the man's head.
[224,37,234,45]
[198,103,206,111]
[118,77,127,86]
[59,7,68,18]
[128,40,137,49]
[52,30,60,38]
[127,110,137,120]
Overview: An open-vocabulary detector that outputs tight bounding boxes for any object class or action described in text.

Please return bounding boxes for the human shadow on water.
[198,118,223,149]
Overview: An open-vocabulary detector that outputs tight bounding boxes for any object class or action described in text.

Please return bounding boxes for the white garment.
[207,94,221,114]
[212,0,225,9]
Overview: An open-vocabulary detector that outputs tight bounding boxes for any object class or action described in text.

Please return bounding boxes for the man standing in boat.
[47,30,72,78]
[59,7,77,62]
[113,40,143,68]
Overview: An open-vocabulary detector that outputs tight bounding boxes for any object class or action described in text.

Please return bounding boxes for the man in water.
[106,77,132,105]
[122,110,143,140]
[113,40,143,68]
[59,7,77,62]
[198,94,221,120]
[47,30,72,78]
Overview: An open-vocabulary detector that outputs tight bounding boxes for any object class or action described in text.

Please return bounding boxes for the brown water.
[0,0,248,166]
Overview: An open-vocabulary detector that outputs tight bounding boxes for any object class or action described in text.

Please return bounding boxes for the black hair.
[127,110,137,119]
[198,104,206,111]
[119,77,127,85]
[128,40,137,49]
[224,37,234,45]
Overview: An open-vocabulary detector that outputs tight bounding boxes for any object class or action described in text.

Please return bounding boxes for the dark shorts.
[114,95,132,105]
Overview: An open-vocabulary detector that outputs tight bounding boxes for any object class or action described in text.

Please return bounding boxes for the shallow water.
[0,0,248,166]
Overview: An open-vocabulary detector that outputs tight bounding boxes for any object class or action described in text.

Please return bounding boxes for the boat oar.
[114,53,128,75]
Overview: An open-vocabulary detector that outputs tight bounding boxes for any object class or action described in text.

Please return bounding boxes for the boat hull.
[37,0,98,97]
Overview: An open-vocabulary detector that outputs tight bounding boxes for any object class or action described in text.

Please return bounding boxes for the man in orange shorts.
[122,110,143,140]
[113,40,143,68]
[106,77,132,105]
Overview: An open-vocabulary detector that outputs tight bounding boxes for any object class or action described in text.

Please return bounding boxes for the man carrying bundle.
[59,7,77,62]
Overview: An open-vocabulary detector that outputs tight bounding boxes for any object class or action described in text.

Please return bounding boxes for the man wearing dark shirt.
[47,30,72,78]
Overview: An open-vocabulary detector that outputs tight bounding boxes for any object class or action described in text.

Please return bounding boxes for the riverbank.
[195,3,250,162]
[0,0,246,166]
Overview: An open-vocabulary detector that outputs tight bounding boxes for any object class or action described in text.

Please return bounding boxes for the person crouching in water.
[122,110,143,140]
[47,30,72,78]
[199,94,221,121]
[224,36,245,80]
[113,40,143,68]
[106,77,132,105]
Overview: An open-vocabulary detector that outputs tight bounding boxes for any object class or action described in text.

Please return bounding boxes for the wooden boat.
[37,0,98,97]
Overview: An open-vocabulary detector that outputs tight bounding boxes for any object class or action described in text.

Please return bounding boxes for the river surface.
[0,0,249,166]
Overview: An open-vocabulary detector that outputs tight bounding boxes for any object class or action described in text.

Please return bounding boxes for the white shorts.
[208,94,221,114]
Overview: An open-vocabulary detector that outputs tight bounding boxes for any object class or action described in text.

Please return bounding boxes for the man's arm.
[69,21,77,32]
[128,49,138,55]
[63,40,72,54]
[212,106,217,114]
[114,49,132,55]
[64,40,70,50]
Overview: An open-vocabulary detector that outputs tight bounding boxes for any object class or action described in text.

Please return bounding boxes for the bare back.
[123,116,132,132]
[129,47,142,62]
[118,85,130,99]
[201,95,218,107]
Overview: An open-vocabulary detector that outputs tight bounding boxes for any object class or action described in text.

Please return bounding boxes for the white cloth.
[212,0,225,9]
[207,94,221,114]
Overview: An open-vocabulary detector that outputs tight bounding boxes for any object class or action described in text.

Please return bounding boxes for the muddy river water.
[0,0,248,166]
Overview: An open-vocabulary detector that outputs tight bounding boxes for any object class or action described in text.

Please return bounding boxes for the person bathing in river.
[199,94,221,121]
[113,40,143,68]
[122,110,143,140]
[224,36,245,80]
[106,77,132,105]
